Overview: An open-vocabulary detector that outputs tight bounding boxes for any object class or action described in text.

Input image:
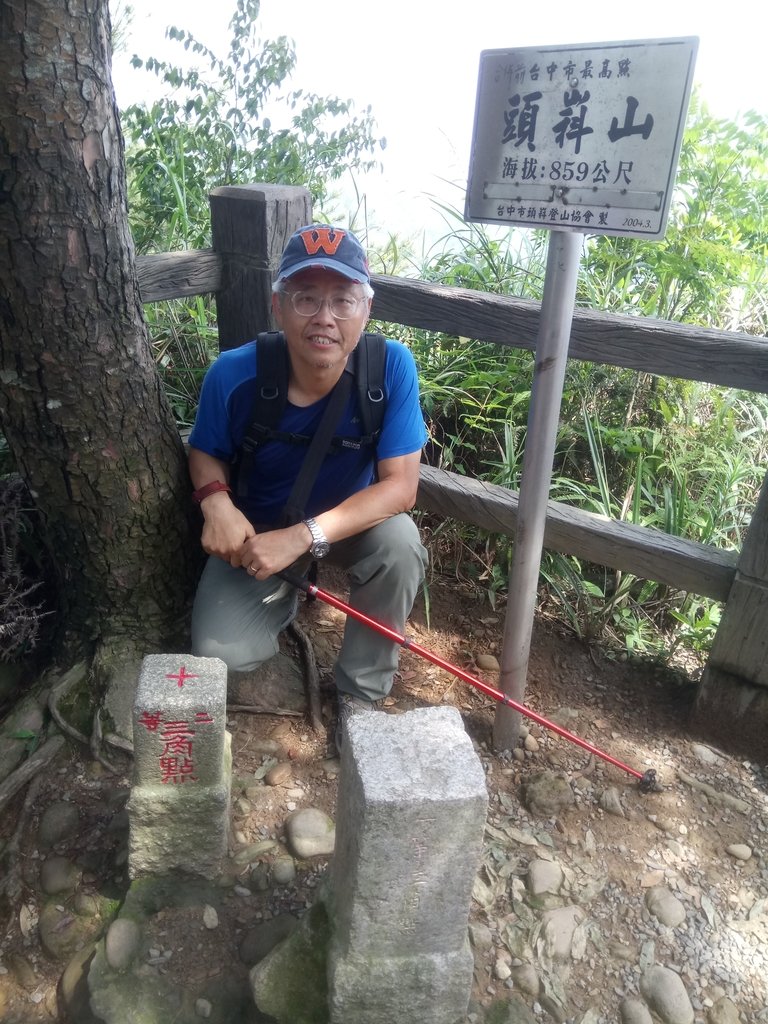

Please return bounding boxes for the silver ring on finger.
[248,564,258,575]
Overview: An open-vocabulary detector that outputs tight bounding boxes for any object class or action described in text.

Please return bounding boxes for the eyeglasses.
[286,290,365,320]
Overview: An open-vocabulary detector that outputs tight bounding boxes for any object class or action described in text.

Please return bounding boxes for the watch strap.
[303,517,329,554]
[192,480,232,504]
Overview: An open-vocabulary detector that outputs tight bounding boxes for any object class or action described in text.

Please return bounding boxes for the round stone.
[105,918,141,972]
[285,807,335,858]
[73,891,100,918]
[40,856,81,895]
[645,886,687,928]
[619,997,654,1024]
[707,996,741,1024]
[271,855,297,885]
[494,958,512,981]
[265,762,293,787]
[725,844,752,861]
[640,965,694,1024]
[9,953,37,992]
[510,963,541,998]
[528,858,564,896]
[38,903,94,962]
[37,800,80,848]
[202,905,219,929]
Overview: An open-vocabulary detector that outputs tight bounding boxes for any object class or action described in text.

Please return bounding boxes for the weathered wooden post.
[692,472,768,757]
[209,183,312,350]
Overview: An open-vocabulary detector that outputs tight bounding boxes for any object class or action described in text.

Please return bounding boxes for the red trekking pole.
[278,569,659,792]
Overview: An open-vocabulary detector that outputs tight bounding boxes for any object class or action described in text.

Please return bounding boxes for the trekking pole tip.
[638,768,662,794]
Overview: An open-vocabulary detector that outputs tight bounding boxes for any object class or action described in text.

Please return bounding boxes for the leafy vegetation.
[121,0,383,254]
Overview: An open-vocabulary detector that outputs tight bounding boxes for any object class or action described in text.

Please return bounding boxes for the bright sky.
[111,0,767,243]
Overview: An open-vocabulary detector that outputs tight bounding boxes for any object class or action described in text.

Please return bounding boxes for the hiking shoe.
[334,692,375,753]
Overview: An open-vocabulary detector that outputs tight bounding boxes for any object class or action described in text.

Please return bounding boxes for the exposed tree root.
[0,734,65,816]
[226,703,303,717]
[104,732,134,755]
[288,620,324,733]
[90,706,119,774]
[0,773,45,910]
[46,661,89,746]
[46,660,124,773]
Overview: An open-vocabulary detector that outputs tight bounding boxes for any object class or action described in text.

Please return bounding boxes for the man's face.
[272,268,372,376]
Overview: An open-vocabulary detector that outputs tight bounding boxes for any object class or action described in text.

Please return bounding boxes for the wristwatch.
[302,517,331,558]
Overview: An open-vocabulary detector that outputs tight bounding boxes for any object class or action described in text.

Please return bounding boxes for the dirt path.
[0,571,766,1022]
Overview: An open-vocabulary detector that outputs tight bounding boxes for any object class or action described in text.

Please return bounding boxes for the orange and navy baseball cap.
[277,224,370,284]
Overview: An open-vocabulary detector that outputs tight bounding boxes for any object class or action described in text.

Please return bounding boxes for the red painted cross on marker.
[165,665,198,688]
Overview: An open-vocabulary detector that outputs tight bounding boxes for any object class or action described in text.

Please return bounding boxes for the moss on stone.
[250,900,332,1024]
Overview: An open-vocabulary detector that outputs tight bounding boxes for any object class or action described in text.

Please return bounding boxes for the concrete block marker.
[329,706,488,1024]
[128,654,231,880]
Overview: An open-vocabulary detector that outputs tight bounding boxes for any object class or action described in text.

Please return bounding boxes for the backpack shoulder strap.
[234,332,289,498]
[249,331,289,435]
[354,333,386,439]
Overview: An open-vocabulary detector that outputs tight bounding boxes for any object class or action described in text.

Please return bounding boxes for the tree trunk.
[0,0,199,730]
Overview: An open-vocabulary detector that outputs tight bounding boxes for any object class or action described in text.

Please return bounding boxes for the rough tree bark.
[0,0,199,734]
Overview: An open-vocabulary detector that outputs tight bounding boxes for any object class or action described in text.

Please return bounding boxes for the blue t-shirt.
[189,338,427,525]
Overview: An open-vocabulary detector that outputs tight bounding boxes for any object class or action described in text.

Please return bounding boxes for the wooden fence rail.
[137,248,768,393]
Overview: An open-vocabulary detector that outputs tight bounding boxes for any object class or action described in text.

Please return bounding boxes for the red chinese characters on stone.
[165,665,198,688]
[137,710,215,784]
[138,710,163,732]
[159,720,196,784]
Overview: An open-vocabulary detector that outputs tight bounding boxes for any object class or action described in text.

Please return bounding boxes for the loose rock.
[469,921,494,952]
[520,771,575,816]
[640,965,694,1024]
[599,786,625,817]
[271,855,297,885]
[510,963,540,998]
[645,885,687,928]
[265,762,293,787]
[37,800,80,848]
[40,855,81,895]
[539,905,585,960]
[528,858,564,896]
[494,958,512,981]
[104,918,141,972]
[620,997,654,1024]
[725,843,752,861]
[285,807,335,858]
[9,953,37,991]
[708,996,741,1024]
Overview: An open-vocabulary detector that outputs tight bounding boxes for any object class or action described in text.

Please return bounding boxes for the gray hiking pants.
[191,513,428,702]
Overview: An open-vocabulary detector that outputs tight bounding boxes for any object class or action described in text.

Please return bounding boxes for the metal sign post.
[492,229,581,751]
[464,37,698,751]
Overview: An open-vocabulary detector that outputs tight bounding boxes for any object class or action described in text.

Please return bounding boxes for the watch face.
[311,540,331,558]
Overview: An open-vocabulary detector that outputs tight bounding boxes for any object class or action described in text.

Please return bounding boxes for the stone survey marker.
[128,654,231,879]
[329,706,488,1024]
